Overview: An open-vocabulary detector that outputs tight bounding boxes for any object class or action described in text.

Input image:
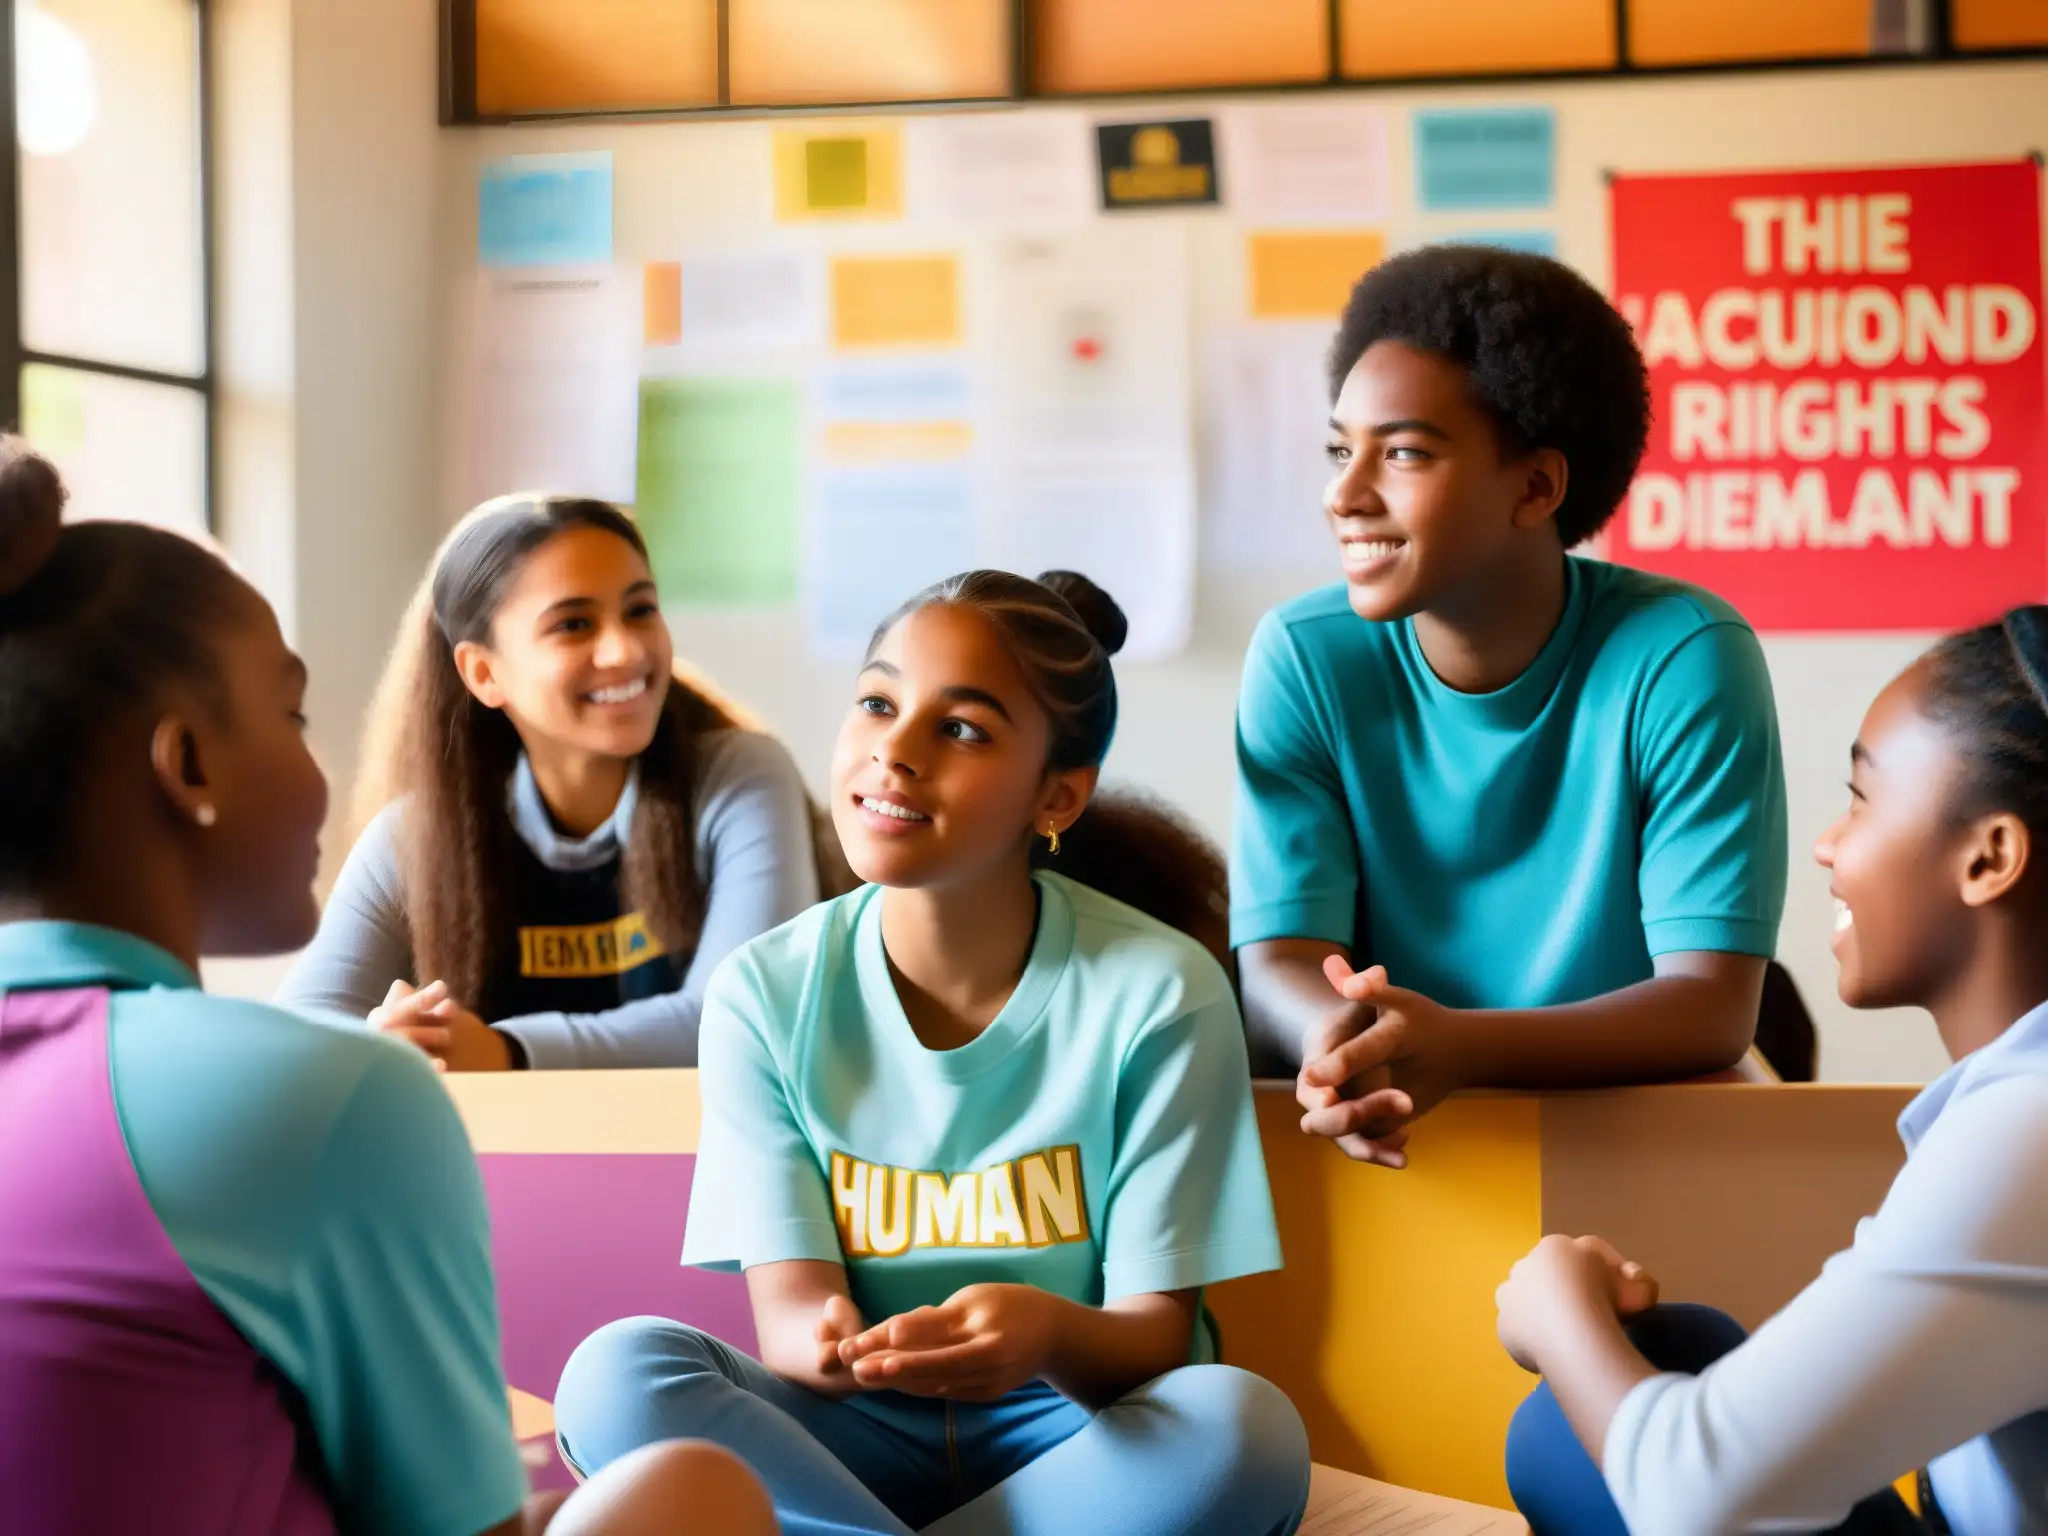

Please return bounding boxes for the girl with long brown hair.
[280,495,843,1070]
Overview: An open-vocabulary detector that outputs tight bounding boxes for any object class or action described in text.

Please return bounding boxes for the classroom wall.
[202,0,447,1003]
[433,60,2048,1084]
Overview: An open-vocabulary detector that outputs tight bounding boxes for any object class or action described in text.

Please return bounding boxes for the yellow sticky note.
[1248,230,1386,320]
[643,261,681,346]
[831,256,960,350]
[774,127,903,222]
[821,421,973,462]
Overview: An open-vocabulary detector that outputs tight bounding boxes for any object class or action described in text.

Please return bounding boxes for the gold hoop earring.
[1045,824,1060,856]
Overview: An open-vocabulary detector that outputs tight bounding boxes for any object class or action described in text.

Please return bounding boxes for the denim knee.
[1151,1365,1312,1526]
[553,1315,723,1475]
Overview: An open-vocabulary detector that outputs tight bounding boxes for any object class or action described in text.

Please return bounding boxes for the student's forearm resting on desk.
[747,1261,1199,1410]
[1241,938,1763,1086]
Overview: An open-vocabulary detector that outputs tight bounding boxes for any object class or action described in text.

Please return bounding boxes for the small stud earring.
[194,804,217,828]
[1045,824,1060,856]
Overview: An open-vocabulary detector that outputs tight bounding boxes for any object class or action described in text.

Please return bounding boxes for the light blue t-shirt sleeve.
[1632,621,1788,959]
[1231,611,1361,951]
[116,1004,527,1536]
[680,954,842,1273]
[1101,974,1283,1299]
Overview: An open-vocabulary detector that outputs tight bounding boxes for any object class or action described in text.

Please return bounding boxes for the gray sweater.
[276,729,821,1068]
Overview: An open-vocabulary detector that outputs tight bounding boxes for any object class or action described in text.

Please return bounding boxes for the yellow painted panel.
[831,256,962,350]
[1340,0,1614,77]
[730,0,1009,106]
[1034,0,1329,94]
[1249,231,1386,320]
[475,0,718,115]
[1627,0,1871,65]
[772,127,905,223]
[1208,1093,1542,1509]
[1952,0,2048,48]
[444,1069,700,1154]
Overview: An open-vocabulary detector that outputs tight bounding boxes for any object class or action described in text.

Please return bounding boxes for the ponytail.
[1032,789,1231,972]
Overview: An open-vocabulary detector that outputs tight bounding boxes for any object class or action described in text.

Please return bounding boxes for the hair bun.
[0,437,65,600]
[1037,570,1127,657]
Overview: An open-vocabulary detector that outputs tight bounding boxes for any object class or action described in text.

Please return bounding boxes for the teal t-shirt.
[0,922,529,1536]
[682,873,1282,1344]
[1231,558,1788,1008]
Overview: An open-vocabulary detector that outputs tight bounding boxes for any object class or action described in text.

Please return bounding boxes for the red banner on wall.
[1608,161,2045,631]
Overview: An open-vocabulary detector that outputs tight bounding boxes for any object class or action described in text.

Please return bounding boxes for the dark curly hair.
[871,570,1231,970]
[1328,244,1651,548]
[1921,606,2048,852]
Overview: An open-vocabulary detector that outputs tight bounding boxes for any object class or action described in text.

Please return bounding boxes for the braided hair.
[870,570,1229,968]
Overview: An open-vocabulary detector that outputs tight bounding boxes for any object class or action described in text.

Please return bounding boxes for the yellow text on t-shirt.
[829,1146,1089,1259]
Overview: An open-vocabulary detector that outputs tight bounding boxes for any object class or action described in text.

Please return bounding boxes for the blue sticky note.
[479,153,613,267]
[1440,229,1558,257]
[1414,109,1555,212]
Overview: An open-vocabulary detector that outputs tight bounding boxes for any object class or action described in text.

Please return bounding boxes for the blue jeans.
[1506,1304,1933,1536]
[555,1316,1311,1536]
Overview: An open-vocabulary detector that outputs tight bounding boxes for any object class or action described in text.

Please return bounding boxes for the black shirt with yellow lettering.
[492,836,681,1019]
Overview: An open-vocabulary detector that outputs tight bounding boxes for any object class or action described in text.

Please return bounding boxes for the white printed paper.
[1298,1464,1529,1536]
[979,225,1197,661]
[467,265,639,506]
[1221,103,1392,226]
[983,466,1196,662]
[1201,323,1341,574]
[674,253,821,353]
[804,359,979,658]
[906,111,1097,227]
[807,459,977,657]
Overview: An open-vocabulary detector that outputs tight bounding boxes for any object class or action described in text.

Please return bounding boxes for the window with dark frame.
[3,0,216,535]
[442,0,2044,125]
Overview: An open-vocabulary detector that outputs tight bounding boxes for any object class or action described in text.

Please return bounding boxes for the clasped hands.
[811,1284,1062,1403]
[369,978,514,1072]
[1295,954,1467,1168]
[1496,1233,1661,1373]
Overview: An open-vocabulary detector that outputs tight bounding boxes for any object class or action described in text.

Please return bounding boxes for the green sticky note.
[635,378,801,605]
[806,138,869,211]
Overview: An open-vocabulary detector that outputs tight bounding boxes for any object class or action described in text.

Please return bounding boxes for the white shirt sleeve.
[1603,1075,2048,1536]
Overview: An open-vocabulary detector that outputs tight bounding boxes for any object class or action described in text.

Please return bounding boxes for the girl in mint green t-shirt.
[556,570,1310,1536]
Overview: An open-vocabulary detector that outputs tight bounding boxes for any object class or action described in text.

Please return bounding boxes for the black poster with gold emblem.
[1095,119,1220,211]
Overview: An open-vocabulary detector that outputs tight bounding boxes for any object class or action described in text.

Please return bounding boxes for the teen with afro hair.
[1232,244,1790,1167]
